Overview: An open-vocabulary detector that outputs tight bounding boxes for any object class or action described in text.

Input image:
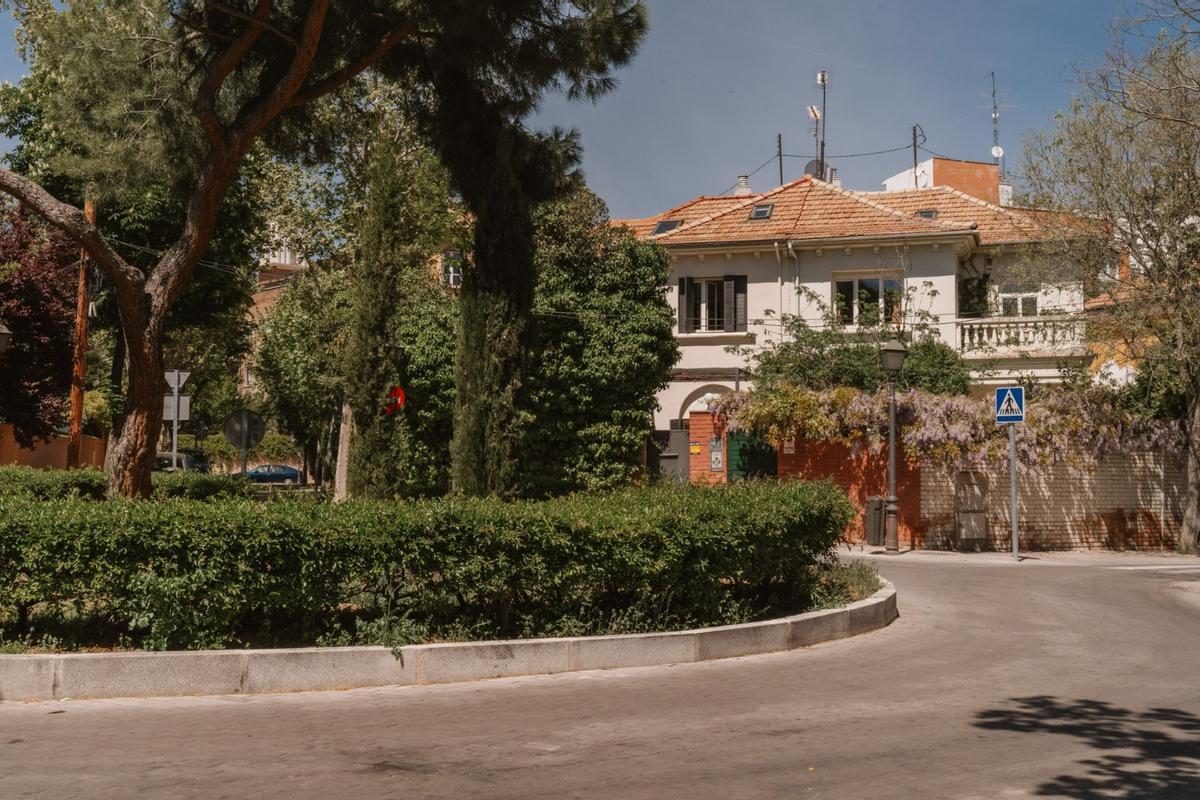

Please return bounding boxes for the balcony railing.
[957,316,1085,355]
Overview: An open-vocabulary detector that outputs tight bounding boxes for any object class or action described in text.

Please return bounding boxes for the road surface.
[3,550,1200,799]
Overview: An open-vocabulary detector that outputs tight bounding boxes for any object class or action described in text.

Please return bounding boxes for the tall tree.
[1022,1,1200,549]
[0,1,646,496]
[0,208,77,445]
[345,131,463,498]
[520,188,677,495]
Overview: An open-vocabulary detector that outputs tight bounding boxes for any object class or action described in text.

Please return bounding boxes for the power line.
[782,143,913,160]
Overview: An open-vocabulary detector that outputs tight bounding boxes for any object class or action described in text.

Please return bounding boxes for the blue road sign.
[995,386,1025,424]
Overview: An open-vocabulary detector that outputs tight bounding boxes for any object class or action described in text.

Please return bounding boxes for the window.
[915,209,939,219]
[748,204,774,220]
[442,250,464,288]
[834,276,903,325]
[688,278,725,331]
[652,219,682,236]
[244,365,255,387]
[678,276,747,333]
[998,283,1038,317]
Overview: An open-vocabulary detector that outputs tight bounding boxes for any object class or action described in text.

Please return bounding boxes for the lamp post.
[880,338,908,553]
[0,319,10,357]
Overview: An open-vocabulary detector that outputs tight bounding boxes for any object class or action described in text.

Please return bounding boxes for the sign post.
[164,370,190,470]
[224,409,265,475]
[995,386,1025,560]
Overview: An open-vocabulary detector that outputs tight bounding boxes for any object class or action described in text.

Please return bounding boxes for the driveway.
[3,550,1200,799]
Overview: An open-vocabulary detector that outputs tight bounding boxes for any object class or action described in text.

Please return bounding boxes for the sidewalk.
[838,543,1200,569]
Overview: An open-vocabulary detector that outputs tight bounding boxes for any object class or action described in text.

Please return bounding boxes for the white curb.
[0,582,897,702]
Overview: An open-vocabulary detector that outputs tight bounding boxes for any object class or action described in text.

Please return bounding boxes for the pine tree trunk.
[450,136,533,497]
[104,330,163,498]
[1181,391,1200,552]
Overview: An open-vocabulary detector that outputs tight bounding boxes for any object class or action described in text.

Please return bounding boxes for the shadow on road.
[974,696,1200,798]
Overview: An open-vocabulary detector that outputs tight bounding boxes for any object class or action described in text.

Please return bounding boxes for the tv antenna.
[989,72,1004,175]
[815,69,828,179]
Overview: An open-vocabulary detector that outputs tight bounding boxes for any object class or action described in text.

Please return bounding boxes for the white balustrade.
[958,317,1084,354]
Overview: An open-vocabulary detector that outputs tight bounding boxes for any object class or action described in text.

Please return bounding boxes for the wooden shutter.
[723,276,736,332]
[678,278,691,333]
[734,276,748,332]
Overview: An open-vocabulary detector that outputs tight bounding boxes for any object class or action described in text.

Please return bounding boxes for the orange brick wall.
[687,412,726,485]
[777,441,923,547]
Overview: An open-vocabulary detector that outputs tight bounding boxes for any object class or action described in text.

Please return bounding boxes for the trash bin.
[864,496,886,546]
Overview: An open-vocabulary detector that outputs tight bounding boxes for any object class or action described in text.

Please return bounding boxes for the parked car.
[153,451,210,473]
[240,464,302,484]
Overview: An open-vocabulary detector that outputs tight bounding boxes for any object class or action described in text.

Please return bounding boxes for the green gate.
[725,431,777,480]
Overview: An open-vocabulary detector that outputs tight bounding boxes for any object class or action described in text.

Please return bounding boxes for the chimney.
[733,175,752,196]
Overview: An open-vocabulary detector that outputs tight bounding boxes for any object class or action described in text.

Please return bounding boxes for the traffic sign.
[164,370,190,391]
[162,395,191,421]
[995,386,1025,424]
[224,409,265,450]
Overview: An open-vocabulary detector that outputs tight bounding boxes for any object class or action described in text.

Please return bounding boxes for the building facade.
[617,159,1088,439]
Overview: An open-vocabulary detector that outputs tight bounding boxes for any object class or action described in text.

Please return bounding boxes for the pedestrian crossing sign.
[995,386,1025,424]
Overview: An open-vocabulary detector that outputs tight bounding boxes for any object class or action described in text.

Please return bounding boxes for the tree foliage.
[345,130,464,498]
[0,0,649,497]
[0,209,77,445]
[255,267,352,482]
[520,188,677,495]
[1020,2,1200,548]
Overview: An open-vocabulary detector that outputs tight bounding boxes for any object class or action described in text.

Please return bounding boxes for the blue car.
[241,464,302,484]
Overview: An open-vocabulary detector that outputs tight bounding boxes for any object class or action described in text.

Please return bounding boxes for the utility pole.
[776,132,783,186]
[65,197,96,469]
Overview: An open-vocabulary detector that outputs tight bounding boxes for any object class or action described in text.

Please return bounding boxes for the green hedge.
[0,480,855,651]
[0,466,254,502]
[0,466,109,500]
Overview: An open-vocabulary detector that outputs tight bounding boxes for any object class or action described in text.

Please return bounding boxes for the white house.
[616,159,1088,456]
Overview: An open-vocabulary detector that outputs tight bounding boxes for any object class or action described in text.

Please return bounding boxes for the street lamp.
[0,319,10,357]
[880,338,908,553]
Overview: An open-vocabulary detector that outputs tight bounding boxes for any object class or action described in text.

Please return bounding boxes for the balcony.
[957,316,1086,357]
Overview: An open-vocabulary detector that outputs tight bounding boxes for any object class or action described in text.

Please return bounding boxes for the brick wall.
[777,440,922,547]
[687,412,727,485]
[921,452,1184,551]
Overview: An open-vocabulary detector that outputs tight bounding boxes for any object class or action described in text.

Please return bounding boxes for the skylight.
[749,203,774,220]
[915,209,939,219]
[652,219,681,235]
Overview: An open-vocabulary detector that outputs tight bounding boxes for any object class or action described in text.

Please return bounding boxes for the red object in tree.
[384,386,407,416]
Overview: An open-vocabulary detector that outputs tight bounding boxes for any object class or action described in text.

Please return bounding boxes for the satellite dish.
[991,145,1004,159]
[804,159,824,179]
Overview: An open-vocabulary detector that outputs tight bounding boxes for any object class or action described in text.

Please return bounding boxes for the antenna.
[990,71,1004,175]
[815,70,829,180]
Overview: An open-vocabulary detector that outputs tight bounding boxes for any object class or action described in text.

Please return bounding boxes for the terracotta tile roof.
[647,177,975,245]
[856,186,1049,245]
[613,195,757,238]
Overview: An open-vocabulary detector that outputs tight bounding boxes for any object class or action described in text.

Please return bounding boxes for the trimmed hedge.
[0,465,109,500]
[0,480,855,651]
[0,465,254,502]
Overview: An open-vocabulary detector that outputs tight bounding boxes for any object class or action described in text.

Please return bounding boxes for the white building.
[616,161,1087,446]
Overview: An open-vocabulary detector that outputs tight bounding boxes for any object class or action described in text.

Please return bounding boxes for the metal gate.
[956,470,989,548]
[651,428,691,484]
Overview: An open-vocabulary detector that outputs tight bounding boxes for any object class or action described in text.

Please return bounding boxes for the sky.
[0,1,1127,220]
[534,0,1129,219]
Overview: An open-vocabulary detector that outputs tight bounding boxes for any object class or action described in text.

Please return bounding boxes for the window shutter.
[723,276,736,332]
[734,276,748,332]
[678,278,691,333]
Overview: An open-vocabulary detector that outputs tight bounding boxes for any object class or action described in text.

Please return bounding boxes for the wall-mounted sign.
[709,438,723,472]
[689,442,701,455]
[782,439,796,455]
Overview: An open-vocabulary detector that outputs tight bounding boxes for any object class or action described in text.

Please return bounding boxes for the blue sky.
[0,2,1126,219]
[535,0,1128,218]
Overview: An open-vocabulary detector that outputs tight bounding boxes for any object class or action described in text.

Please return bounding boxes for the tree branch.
[193,0,273,150]
[208,0,297,48]
[229,0,330,151]
[0,168,144,308]
[287,23,419,107]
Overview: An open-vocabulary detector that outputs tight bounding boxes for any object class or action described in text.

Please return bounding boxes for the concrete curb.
[0,582,897,702]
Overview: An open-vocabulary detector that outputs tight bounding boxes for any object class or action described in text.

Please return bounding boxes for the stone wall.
[920,452,1184,551]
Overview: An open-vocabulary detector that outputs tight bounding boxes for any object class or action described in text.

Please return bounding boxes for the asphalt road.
[4,550,1200,799]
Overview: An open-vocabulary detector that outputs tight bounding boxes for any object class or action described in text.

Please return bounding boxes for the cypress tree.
[345,133,461,498]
